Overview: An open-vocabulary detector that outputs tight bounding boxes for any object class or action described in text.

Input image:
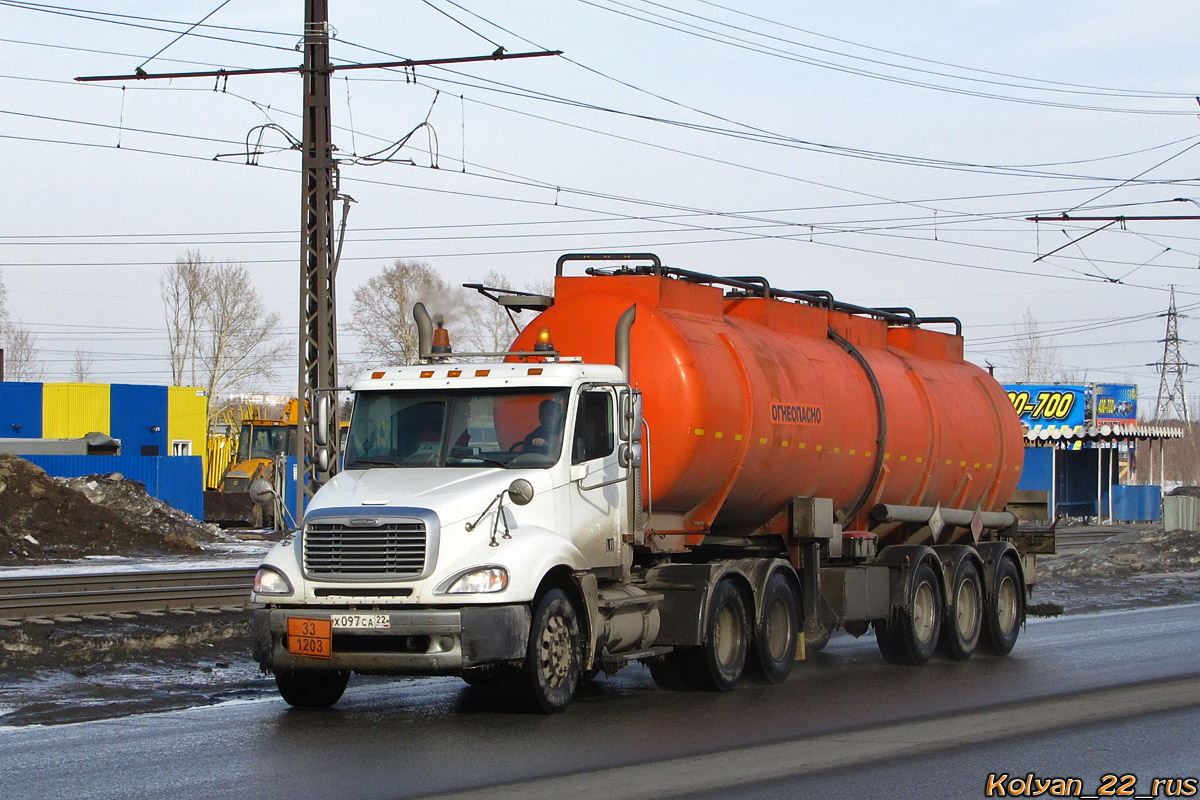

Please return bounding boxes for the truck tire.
[939,559,983,661]
[874,561,943,666]
[682,578,749,692]
[750,572,798,684]
[517,588,582,713]
[274,669,350,708]
[982,556,1023,656]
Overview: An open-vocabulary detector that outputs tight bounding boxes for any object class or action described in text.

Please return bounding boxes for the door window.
[572,390,614,465]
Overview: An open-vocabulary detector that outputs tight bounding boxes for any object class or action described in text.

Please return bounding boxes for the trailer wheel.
[274,669,350,708]
[874,561,943,665]
[982,557,1023,656]
[750,572,798,684]
[517,588,582,713]
[939,560,983,661]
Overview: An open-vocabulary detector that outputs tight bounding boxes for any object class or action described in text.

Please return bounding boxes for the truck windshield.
[343,388,569,469]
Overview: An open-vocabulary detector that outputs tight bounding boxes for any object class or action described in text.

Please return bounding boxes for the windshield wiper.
[452,456,509,469]
[344,458,401,469]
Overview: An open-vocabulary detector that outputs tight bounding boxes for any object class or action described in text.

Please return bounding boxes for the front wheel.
[516,588,582,713]
[274,669,349,708]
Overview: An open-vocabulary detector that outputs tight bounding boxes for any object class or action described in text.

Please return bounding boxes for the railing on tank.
[554,252,963,335]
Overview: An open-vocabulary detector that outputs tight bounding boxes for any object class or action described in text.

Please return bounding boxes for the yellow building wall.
[42,383,111,438]
[168,386,208,459]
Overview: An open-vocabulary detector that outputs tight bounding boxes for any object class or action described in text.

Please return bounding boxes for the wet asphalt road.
[2,603,1198,800]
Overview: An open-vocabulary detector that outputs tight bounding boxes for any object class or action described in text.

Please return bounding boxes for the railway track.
[1051,528,1119,556]
[0,567,256,622]
[0,528,1127,622]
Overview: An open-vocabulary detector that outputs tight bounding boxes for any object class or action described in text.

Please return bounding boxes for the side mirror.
[507,478,535,506]
[315,447,330,472]
[314,396,330,447]
[249,479,275,507]
[618,441,643,469]
[619,390,643,442]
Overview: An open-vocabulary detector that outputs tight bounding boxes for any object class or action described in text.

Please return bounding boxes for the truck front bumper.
[251,605,531,674]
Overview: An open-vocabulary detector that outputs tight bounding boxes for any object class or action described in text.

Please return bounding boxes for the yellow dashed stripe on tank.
[688,429,997,470]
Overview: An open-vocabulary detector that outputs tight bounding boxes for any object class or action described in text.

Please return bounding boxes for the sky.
[2,0,1200,413]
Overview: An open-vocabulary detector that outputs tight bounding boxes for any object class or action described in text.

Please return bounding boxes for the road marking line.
[422,675,1200,800]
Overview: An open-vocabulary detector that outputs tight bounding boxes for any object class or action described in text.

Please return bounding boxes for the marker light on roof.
[432,323,452,354]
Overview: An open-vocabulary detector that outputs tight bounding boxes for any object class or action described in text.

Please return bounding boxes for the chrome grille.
[303,520,427,579]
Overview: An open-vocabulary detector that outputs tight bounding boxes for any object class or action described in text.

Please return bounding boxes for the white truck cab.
[251,360,644,711]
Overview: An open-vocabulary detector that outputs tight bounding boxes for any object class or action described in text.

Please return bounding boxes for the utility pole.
[77,10,561,523]
[1151,286,1192,423]
[297,0,338,521]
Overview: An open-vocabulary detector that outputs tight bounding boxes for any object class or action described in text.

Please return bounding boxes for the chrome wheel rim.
[715,602,742,667]
[538,612,572,688]
[956,576,979,637]
[765,597,790,662]
[996,576,1018,635]
[913,581,937,644]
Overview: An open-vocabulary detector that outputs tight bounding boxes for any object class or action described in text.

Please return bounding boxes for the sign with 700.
[1003,384,1087,428]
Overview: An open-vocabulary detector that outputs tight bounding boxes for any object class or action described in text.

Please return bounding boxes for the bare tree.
[1007,307,1062,383]
[458,272,554,355]
[462,270,522,354]
[349,260,454,366]
[162,251,209,386]
[160,251,288,423]
[0,272,41,381]
[1,325,41,381]
[70,347,94,382]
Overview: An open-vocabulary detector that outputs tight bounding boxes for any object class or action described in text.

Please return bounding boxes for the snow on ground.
[0,524,1197,726]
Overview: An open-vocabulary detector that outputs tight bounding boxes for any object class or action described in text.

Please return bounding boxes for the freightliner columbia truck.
[251,254,1045,712]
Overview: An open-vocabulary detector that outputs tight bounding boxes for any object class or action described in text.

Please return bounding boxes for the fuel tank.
[509,271,1023,535]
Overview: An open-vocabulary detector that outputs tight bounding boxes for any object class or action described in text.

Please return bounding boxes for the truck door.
[568,387,623,569]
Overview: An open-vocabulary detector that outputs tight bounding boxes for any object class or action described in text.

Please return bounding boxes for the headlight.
[253,566,293,596]
[441,566,508,594]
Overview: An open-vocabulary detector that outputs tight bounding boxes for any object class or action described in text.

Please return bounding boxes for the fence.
[23,454,204,520]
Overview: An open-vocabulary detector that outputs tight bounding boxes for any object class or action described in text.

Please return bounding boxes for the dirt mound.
[1043,527,1200,579]
[0,454,216,564]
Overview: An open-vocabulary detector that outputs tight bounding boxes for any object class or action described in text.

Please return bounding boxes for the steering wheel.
[508,439,529,453]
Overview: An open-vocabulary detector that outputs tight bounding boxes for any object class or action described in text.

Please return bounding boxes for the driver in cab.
[517,398,563,455]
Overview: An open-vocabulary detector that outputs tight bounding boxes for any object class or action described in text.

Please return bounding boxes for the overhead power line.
[578,0,1198,115]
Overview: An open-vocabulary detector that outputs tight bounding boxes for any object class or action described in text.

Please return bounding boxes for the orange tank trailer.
[509,271,1023,538]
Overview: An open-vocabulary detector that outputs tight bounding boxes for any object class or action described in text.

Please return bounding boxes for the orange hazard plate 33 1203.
[287,617,332,659]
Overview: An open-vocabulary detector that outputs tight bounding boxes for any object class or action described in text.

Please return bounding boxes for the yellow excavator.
[204,400,299,528]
